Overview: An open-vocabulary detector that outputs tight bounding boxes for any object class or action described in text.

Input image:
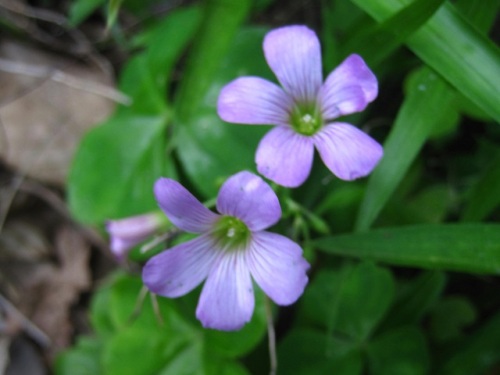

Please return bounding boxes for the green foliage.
[176,28,270,197]
[57,273,262,375]
[351,0,500,123]
[61,0,500,373]
[356,66,460,230]
[69,0,105,26]
[314,224,500,274]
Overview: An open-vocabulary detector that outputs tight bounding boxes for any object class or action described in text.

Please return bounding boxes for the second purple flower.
[217,25,383,187]
[142,171,309,331]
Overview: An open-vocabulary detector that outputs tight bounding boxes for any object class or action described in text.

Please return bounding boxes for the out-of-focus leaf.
[89,281,116,335]
[380,271,446,330]
[68,115,171,223]
[356,67,459,230]
[174,0,251,121]
[156,342,250,375]
[350,0,500,123]
[455,0,500,34]
[430,297,476,342]
[342,0,445,66]
[461,155,500,222]
[68,0,105,26]
[367,326,429,375]
[117,6,201,115]
[156,344,203,375]
[102,327,184,375]
[278,329,363,375]
[439,312,500,375]
[315,183,365,233]
[55,337,103,375]
[302,262,394,342]
[176,28,270,197]
[405,185,451,223]
[314,224,500,274]
[107,0,123,29]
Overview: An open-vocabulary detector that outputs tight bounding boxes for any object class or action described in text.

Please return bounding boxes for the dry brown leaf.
[29,225,91,356]
[0,39,115,185]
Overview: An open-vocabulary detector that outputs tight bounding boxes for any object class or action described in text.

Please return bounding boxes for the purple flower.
[142,171,309,331]
[106,212,165,260]
[217,25,383,187]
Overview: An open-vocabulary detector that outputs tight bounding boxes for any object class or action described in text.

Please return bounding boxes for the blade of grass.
[342,0,445,66]
[355,67,459,231]
[314,223,500,275]
[350,0,500,123]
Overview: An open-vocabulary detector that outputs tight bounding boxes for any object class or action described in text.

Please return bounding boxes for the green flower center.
[212,216,251,251]
[290,104,323,136]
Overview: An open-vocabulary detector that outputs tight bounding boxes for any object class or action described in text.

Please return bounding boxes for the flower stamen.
[212,216,251,250]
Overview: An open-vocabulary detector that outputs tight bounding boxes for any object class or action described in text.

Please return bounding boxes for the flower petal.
[196,251,254,331]
[154,178,219,233]
[263,25,322,103]
[217,77,292,126]
[106,213,162,260]
[142,234,218,298]
[246,232,309,305]
[320,54,378,119]
[216,171,281,231]
[256,126,314,188]
[313,123,383,180]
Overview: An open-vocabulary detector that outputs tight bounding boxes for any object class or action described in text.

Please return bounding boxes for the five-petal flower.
[218,25,383,187]
[142,171,309,331]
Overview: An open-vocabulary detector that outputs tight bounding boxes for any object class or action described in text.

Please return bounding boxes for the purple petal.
[196,251,254,331]
[109,237,141,260]
[142,234,218,298]
[154,178,219,233]
[217,77,292,126]
[256,126,314,188]
[263,25,322,103]
[246,232,309,305]
[320,54,378,119]
[106,213,162,260]
[313,122,383,180]
[216,171,281,231]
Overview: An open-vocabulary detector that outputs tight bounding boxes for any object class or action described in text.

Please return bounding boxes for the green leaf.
[69,0,105,26]
[356,67,459,230]
[439,312,500,375]
[102,327,185,375]
[380,271,446,330]
[117,6,201,115]
[350,0,500,123]
[461,154,500,222]
[174,0,251,121]
[430,297,476,342]
[55,337,103,375]
[367,326,429,375]
[278,329,363,375]
[107,0,123,29]
[156,344,203,375]
[302,262,395,342]
[342,0,445,66]
[68,114,171,223]
[176,28,271,197]
[314,224,500,274]
[89,282,116,335]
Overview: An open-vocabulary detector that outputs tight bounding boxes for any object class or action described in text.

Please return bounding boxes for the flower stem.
[265,296,277,375]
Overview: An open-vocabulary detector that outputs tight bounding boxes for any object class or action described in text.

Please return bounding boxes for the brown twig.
[0,57,131,105]
[0,293,51,348]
